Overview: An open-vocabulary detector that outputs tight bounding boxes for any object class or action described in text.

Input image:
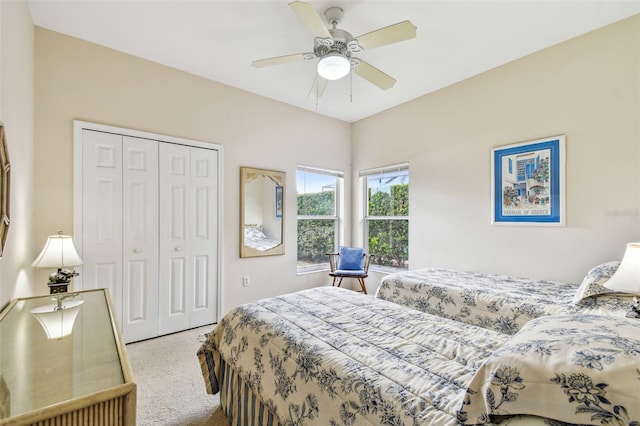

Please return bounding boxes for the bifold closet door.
[121,136,159,342]
[158,143,218,335]
[81,130,123,320]
[81,130,159,343]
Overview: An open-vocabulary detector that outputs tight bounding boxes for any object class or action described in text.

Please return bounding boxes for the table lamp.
[604,242,640,318]
[30,295,85,339]
[32,232,83,294]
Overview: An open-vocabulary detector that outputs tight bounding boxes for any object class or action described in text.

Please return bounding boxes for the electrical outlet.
[242,276,250,287]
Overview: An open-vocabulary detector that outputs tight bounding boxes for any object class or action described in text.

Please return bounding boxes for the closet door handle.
[133,248,142,253]
[174,247,182,252]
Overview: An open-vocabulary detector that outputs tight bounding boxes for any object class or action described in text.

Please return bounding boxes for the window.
[517,157,536,181]
[361,163,409,271]
[297,165,343,273]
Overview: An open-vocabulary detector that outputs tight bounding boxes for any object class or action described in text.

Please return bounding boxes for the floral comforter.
[198,286,511,425]
[375,268,629,335]
[459,314,640,425]
[198,287,637,426]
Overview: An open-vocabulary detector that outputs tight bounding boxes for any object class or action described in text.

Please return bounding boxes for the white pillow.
[571,261,621,304]
[244,225,266,239]
[457,314,640,425]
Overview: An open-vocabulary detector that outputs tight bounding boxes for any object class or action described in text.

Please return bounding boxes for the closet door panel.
[81,130,123,322]
[170,185,187,240]
[159,143,192,334]
[126,260,147,319]
[96,180,119,243]
[169,257,187,314]
[189,148,218,327]
[122,136,159,342]
[193,255,208,309]
[95,263,119,294]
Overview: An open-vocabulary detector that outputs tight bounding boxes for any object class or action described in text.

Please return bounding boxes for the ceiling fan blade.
[353,60,396,90]
[356,20,417,50]
[308,76,328,100]
[252,53,307,68]
[288,1,332,40]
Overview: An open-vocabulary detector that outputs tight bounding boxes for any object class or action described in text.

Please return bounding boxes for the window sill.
[369,265,409,275]
[296,264,330,275]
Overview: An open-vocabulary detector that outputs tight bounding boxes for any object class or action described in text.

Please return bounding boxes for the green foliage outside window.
[297,191,335,266]
[297,191,334,216]
[367,183,409,269]
[297,219,335,264]
[369,184,408,216]
[296,183,409,269]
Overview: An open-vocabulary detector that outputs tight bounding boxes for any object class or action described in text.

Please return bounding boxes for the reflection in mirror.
[240,167,285,258]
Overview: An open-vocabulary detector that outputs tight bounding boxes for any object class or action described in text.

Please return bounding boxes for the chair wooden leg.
[358,278,368,294]
[337,277,344,288]
[331,276,338,287]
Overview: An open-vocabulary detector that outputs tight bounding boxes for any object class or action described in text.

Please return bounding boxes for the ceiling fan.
[252,1,417,99]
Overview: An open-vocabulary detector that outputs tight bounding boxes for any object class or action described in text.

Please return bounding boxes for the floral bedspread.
[375,268,628,335]
[459,314,640,425]
[198,286,510,425]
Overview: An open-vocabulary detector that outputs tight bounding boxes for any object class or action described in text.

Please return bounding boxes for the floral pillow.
[571,261,621,303]
[457,314,640,425]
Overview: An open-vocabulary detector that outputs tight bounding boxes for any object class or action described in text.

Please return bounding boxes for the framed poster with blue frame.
[491,135,565,226]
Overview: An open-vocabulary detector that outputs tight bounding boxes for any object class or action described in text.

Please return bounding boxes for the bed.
[197,286,640,426]
[375,263,631,335]
[244,224,281,251]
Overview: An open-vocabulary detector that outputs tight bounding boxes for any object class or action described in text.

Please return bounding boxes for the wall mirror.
[0,123,10,259]
[240,167,285,258]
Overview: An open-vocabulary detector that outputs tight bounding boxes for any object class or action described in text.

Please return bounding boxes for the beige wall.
[354,15,640,288]
[0,0,35,307]
[3,12,637,311]
[33,28,351,314]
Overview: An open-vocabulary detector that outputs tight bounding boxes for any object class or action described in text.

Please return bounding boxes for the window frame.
[360,163,409,273]
[296,165,344,274]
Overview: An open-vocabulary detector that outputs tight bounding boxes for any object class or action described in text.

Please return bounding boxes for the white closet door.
[158,143,218,333]
[189,147,218,327]
[76,121,221,342]
[81,130,124,322]
[122,136,159,342]
[158,143,192,334]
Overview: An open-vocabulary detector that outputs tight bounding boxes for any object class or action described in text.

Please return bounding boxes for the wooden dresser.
[0,289,136,425]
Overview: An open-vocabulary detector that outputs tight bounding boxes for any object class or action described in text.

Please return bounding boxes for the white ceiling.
[28,1,640,123]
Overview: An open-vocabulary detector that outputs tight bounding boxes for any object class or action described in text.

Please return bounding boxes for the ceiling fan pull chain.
[316,75,320,110]
[350,69,353,103]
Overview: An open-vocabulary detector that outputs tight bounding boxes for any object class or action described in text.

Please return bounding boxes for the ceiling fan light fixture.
[317,53,350,80]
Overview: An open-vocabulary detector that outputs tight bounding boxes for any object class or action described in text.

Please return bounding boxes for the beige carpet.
[126,325,229,425]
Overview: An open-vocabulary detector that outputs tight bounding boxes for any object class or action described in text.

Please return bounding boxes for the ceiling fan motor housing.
[314,28,361,60]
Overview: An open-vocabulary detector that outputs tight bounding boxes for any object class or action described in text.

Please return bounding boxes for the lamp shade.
[32,233,83,268]
[317,53,350,81]
[604,242,640,295]
[31,300,84,339]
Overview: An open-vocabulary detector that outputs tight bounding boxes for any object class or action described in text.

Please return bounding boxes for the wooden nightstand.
[0,289,136,425]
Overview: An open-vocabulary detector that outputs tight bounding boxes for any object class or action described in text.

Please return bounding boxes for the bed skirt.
[217,358,281,426]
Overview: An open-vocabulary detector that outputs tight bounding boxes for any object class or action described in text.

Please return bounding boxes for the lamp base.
[48,282,69,294]
[47,268,79,294]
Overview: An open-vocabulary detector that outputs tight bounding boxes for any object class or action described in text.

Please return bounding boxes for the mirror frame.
[240,167,285,258]
[0,123,10,259]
